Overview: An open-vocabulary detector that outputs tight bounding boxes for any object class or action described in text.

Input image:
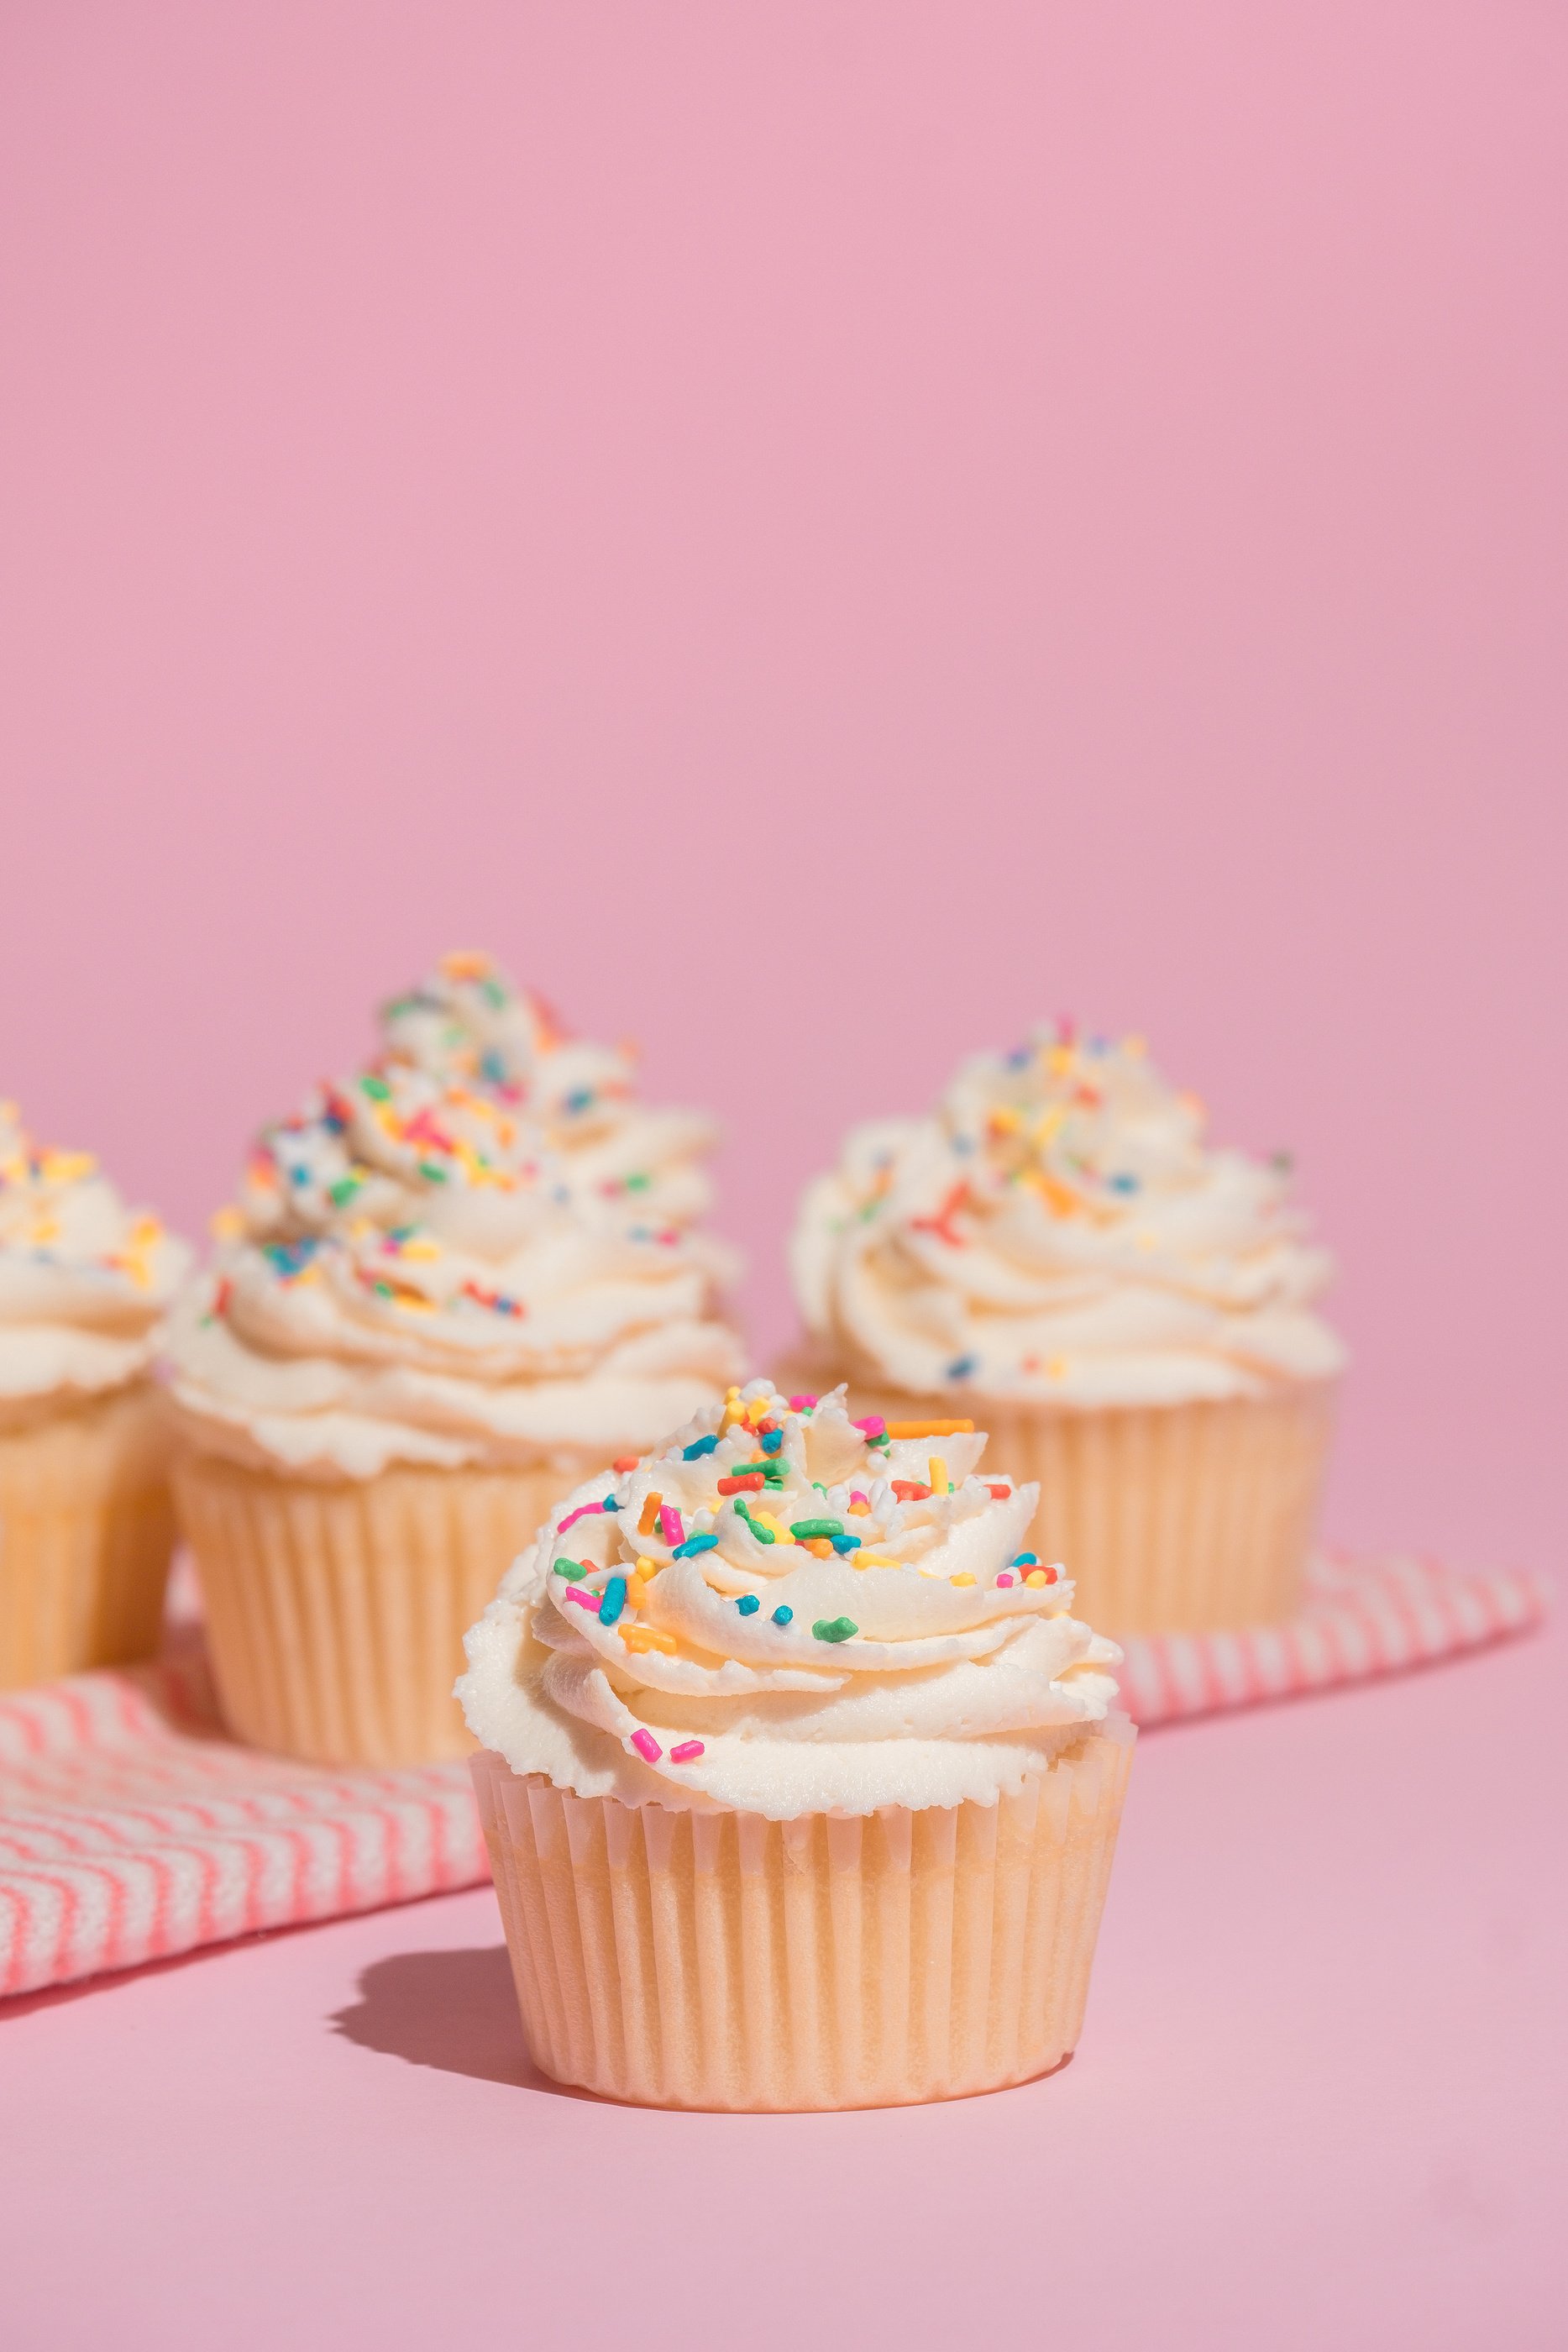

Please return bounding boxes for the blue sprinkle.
[947,1354,978,1381]
[673,1531,719,1559]
[564,1087,595,1115]
[602,1496,619,1511]
[1006,1045,1032,1068]
[830,1534,860,1556]
[759,1429,783,1455]
[480,1049,507,1085]
[736,1593,761,1616]
[771,1605,794,1627]
[1107,1172,1140,1194]
[1011,1552,1039,1567]
[683,1434,720,1459]
[599,1574,629,1628]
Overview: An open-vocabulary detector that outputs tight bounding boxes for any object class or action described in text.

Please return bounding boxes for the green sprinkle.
[328,1175,362,1206]
[735,1500,774,1544]
[625,1171,651,1192]
[551,1559,587,1582]
[360,1074,391,1100]
[811,1617,857,1644]
[790,1519,842,1541]
[418,1160,448,1182]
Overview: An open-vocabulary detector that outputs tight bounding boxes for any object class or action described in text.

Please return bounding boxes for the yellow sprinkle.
[1046,1043,1076,1078]
[1025,1569,1051,1588]
[621,1624,678,1656]
[209,1205,244,1241]
[928,1456,950,1495]
[635,1556,661,1579]
[855,1555,895,1569]
[637,1490,663,1536]
[753,1513,793,1545]
[950,1572,977,1588]
[41,1149,97,1185]
[847,1499,872,1516]
[1047,1357,1069,1381]
[398,1236,441,1262]
[29,1216,60,1245]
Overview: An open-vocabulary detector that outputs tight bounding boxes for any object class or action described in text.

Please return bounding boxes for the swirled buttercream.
[166,1053,742,1480]
[458,1381,1121,1816]
[0,1101,190,1418]
[380,950,720,1236]
[792,1026,1345,1409]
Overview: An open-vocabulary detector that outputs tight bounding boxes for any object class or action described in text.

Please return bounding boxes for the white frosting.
[791,1027,1345,1409]
[380,951,721,1236]
[166,1039,742,1481]
[458,1382,1121,1818]
[0,1102,189,1419]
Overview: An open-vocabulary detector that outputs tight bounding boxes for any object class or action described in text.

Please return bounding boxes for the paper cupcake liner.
[175,1454,591,1766]
[471,1719,1135,2112]
[0,1382,176,1690]
[777,1355,1334,1635]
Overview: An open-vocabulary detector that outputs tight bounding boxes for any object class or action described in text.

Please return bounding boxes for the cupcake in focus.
[460,1380,1132,2112]
[784,1027,1345,1634]
[0,1103,189,1685]
[167,966,742,1767]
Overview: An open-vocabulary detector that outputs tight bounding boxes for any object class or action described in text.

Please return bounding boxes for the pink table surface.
[3,1599,1560,2352]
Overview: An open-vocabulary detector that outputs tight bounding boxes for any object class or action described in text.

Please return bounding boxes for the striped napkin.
[0,1551,1546,2000]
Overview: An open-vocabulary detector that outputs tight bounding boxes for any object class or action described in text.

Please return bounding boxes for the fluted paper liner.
[0,1382,176,1689]
[472,1719,1134,2111]
[176,1454,606,1767]
[777,1357,1335,1635]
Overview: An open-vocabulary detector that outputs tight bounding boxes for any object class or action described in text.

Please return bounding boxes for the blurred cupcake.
[460,1380,1132,2112]
[0,1103,189,1686]
[168,968,742,1767]
[783,1027,1345,1634]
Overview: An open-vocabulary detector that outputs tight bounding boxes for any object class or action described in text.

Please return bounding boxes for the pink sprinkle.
[852,1415,886,1438]
[658,1504,684,1546]
[789,1394,817,1411]
[629,1728,663,1763]
[669,1740,705,1764]
[995,1572,1015,1588]
[557,1501,605,1534]
[848,1490,868,1507]
[564,1586,601,1613]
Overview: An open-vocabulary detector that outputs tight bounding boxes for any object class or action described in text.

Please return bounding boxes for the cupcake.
[784,1026,1345,1634]
[459,1380,1132,2112]
[167,961,742,1766]
[0,1102,189,1686]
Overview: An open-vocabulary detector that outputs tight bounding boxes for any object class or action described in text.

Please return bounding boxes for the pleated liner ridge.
[779,1362,1335,1636]
[472,1719,1135,2112]
[0,1383,177,1689]
[175,1453,601,1767]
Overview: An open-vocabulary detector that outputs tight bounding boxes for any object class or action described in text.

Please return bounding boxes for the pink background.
[0,6,1562,2347]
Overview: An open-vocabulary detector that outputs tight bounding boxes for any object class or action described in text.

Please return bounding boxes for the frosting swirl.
[458,1381,1121,1816]
[792,1026,1345,1408]
[380,950,720,1235]
[0,1101,189,1418]
[167,1052,742,1480]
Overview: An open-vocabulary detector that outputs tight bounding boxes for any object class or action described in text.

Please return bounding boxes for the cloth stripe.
[0,1552,1550,1998]
[1115,1551,1549,1726]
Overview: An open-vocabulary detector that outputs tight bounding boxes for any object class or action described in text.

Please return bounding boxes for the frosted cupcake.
[168,990,742,1767]
[459,1380,1132,2112]
[784,1027,1345,1634]
[0,1103,189,1686]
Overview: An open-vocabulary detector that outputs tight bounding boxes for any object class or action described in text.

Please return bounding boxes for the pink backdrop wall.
[1,0,1563,1573]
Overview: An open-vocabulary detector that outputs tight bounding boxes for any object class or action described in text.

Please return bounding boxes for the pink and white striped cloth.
[0,1639,487,2000]
[0,1551,1549,1999]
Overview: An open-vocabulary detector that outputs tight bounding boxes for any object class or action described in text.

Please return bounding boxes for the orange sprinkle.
[885,1420,974,1440]
[637,1490,663,1536]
